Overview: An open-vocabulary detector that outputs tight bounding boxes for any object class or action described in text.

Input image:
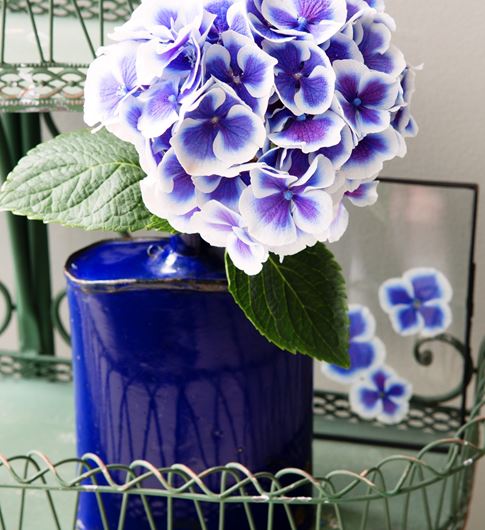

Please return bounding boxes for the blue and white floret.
[84,0,417,275]
[379,268,453,337]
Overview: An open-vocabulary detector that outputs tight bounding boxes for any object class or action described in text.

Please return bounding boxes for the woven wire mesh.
[0,0,136,110]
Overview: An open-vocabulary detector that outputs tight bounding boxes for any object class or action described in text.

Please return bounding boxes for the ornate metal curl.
[51,290,71,345]
[0,280,14,336]
[412,334,474,406]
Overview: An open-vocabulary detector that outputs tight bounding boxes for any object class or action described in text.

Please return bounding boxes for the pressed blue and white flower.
[263,40,335,115]
[171,81,266,176]
[193,200,269,275]
[322,304,386,383]
[240,153,335,247]
[334,59,400,137]
[379,268,453,337]
[269,107,345,154]
[260,0,347,44]
[204,30,277,117]
[350,366,412,424]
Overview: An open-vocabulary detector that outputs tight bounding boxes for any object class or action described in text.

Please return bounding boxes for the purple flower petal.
[264,40,334,115]
[379,279,415,310]
[345,179,378,207]
[140,164,197,220]
[250,165,296,198]
[389,306,422,336]
[371,369,387,392]
[291,189,333,234]
[325,33,364,63]
[196,175,248,210]
[204,44,234,84]
[360,388,381,410]
[405,268,453,304]
[214,106,267,166]
[318,125,355,170]
[349,305,375,340]
[240,187,297,246]
[108,95,144,148]
[84,42,139,127]
[261,0,347,44]
[387,383,407,398]
[340,128,400,181]
[270,110,345,153]
[227,227,269,275]
[323,336,385,384]
[138,81,180,138]
[382,397,399,415]
[366,46,406,77]
[419,302,452,337]
[359,75,399,110]
[171,83,265,176]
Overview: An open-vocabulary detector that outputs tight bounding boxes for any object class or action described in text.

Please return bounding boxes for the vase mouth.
[64,237,228,292]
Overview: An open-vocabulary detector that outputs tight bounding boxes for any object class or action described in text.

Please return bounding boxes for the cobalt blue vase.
[65,236,313,530]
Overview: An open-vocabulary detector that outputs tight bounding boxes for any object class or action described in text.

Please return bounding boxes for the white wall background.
[0,0,483,527]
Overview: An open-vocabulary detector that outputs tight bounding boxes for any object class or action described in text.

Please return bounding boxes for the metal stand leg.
[0,112,54,356]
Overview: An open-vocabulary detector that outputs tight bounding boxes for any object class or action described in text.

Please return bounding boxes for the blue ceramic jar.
[66,236,313,530]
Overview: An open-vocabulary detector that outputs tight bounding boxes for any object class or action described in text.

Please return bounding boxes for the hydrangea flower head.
[350,366,412,424]
[379,268,453,337]
[322,304,385,383]
[84,0,417,275]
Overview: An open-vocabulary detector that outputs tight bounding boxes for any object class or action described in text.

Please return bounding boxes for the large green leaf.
[226,244,350,366]
[0,128,154,232]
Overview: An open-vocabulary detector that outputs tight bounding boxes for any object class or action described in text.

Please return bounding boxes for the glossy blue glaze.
[66,237,313,530]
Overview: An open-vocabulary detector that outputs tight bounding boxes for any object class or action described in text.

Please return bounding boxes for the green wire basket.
[0,345,484,530]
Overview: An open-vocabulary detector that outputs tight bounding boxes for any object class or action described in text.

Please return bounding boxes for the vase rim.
[64,237,228,292]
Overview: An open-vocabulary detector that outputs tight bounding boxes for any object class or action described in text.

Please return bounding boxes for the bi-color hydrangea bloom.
[84,0,417,275]
[322,305,385,383]
[379,268,453,337]
[350,366,412,424]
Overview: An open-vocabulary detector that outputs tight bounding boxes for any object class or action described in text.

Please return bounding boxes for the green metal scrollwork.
[51,290,71,345]
[0,280,14,336]
[412,334,474,406]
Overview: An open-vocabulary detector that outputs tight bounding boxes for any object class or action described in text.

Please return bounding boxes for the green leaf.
[225,244,350,366]
[0,128,152,232]
[146,215,179,234]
